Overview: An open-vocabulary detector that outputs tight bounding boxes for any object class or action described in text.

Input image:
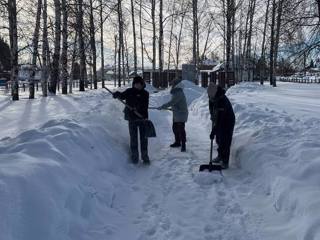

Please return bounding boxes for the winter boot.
[142,155,150,165]
[221,161,229,169]
[212,156,222,163]
[170,142,181,148]
[181,142,186,152]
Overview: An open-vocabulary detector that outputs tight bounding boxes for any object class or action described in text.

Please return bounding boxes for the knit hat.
[132,76,145,86]
[207,82,218,98]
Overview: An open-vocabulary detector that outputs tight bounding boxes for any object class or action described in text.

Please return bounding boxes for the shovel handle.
[103,86,144,119]
[210,139,213,164]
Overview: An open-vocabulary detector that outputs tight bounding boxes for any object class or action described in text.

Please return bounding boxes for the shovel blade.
[199,163,222,172]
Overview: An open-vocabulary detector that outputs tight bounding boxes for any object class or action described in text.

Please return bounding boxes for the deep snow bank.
[0,90,145,240]
[190,82,320,239]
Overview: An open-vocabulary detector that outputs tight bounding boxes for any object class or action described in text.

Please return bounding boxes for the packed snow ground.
[0,81,320,240]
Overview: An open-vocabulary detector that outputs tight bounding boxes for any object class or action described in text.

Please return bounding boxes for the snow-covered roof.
[212,62,224,72]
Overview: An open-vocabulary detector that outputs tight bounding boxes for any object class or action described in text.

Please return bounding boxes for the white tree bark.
[130,0,137,72]
[29,0,42,99]
[49,0,61,94]
[89,0,97,89]
[41,0,48,97]
[100,0,105,88]
[8,0,19,100]
[61,0,68,94]
[78,0,85,91]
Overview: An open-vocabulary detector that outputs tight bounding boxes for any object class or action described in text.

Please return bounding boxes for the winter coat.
[117,87,149,121]
[209,86,235,136]
[160,82,188,123]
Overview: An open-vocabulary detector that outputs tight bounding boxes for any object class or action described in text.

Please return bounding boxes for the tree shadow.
[0,100,12,112]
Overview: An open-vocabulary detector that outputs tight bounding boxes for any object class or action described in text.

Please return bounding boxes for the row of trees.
[0,0,319,100]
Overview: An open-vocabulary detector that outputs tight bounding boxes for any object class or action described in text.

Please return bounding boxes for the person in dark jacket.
[159,79,188,152]
[113,76,150,164]
[207,83,235,169]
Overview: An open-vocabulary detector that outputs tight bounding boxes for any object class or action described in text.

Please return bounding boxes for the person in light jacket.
[159,79,188,152]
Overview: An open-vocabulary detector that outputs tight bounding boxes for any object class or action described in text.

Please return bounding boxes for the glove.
[210,127,216,140]
[113,91,121,99]
[210,131,215,140]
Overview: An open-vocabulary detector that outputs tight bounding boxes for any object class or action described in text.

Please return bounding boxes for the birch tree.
[49,0,61,94]
[7,0,19,100]
[61,0,68,94]
[78,0,85,91]
[89,0,97,89]
[29,0,42,99]
[159,0,164,73]
[100,0,105,88]
[41,0,49,96]
[130,0,137,72]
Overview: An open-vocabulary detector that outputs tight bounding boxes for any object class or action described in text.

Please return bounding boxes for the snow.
[0,81,320,239]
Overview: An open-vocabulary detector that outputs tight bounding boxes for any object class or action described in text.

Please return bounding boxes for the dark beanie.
[133,76,144,85]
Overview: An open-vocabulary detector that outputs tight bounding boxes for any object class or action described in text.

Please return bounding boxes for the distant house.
[18,65,41,82]
[199,59,219,71]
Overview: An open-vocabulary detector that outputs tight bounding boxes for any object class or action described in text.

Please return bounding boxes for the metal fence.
[0,79,119,95]
[279,76,320,84]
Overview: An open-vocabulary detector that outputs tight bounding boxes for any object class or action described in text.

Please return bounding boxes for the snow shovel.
[199,139,222,172]
[103,86,156,138]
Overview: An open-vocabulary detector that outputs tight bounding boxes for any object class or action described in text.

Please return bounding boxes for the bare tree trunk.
[226,0,233,72]
[124,34,130,81]
[246,0,256,81]
[242,2,250,81]
[246,0,256,58]
[269,0,277,86]
[151,0,156,74]
[49,0,61,94]
[231,0,236,75]
[176,8,186,71]
[119,3,126,85]
[100,0,105,88]
[69,33,77,94]
[61,0,68,94]
[29,0,42,99]
[201,19,213,61]
[122,33,125,85]
[78,0,85,91]
[192,0,198,82]
[8,0,19,100]
[118,0,123,87]
[317,0,320,22]
[167,0,176,73]
[89,0,97,89]
[139,0,144,72]
[130,0,137,72]
[273,0,284,87]
[238,7,244,82]
[196,7,199,71]
[41,0,48,97]
[114,35,118,87]
[261,0,270,59]
[223,0,226,63]
[159,0,164,73]
[260,0,271,85]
